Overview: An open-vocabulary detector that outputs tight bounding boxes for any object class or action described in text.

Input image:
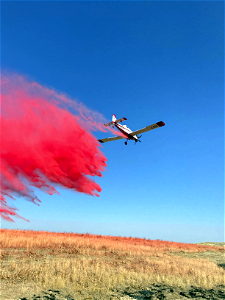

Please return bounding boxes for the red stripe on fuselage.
[115,123,136,140]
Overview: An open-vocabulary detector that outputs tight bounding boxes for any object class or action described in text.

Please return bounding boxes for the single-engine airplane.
[98,114,165,145]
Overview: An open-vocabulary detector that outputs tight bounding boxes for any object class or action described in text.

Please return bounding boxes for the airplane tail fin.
[104,114,116,126]
[104,114,127,127]
[104,114,116,127]
[112,114,117,122]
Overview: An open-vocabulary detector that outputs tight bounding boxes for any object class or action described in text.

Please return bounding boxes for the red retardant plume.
[0,73,111,222]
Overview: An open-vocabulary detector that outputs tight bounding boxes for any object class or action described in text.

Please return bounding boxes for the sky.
[1,1,224,243]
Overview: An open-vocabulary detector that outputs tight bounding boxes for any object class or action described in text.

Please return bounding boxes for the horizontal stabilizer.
[104,121,114,127]
[114,117,127,124]
[104,117,127,127]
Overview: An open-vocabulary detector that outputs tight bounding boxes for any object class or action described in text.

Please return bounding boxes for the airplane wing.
[130,121,165,136]
[98,136,125,143]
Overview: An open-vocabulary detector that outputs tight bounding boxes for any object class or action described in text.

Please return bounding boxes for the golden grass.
[0,229,224,298]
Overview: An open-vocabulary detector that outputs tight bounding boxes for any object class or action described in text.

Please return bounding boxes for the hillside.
[0,229,224,300]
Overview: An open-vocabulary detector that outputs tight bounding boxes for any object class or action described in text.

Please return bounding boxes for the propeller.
[134,135,142,145]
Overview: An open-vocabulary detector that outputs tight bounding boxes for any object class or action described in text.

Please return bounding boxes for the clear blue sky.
[1,1,224,243]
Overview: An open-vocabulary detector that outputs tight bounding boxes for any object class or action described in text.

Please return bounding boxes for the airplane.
[98,114,165,145]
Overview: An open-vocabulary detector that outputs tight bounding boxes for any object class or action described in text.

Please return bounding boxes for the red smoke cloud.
[0,73,118,222]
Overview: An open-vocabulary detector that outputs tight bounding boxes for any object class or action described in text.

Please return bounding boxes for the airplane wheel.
[125,141,127,145]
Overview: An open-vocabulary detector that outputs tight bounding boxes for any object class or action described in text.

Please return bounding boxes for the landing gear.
[125,141,127,145]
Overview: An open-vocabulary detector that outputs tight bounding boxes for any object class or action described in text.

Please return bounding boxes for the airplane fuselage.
[114,122,138,141]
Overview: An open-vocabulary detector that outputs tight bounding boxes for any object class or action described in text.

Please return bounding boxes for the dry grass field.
[0,229,224,300]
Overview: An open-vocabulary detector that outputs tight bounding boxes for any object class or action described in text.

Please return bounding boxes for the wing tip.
[98,139,104,143]
[157,121,165,127]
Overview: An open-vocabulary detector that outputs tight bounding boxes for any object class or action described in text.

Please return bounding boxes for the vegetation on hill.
[0,229,224,299]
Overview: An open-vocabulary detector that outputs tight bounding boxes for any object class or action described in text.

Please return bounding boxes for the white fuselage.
[114,122,138,141]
